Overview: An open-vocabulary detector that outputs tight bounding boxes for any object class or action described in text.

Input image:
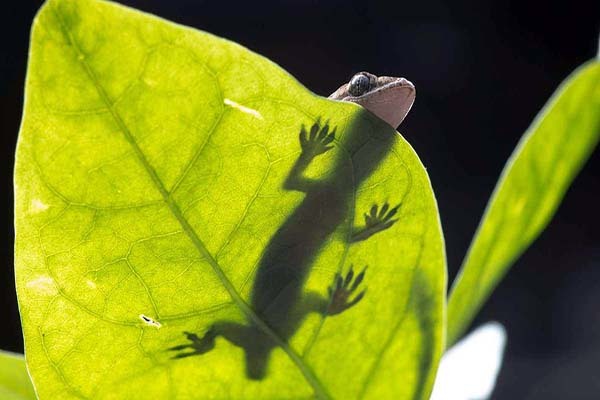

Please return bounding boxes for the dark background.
[2,0,599,398]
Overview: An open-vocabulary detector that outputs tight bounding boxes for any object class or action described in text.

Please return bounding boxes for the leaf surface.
[447,61,600,345]
[0,351,36,400]
[15,0,446,398]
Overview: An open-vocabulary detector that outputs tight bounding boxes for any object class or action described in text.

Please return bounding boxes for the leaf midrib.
[50,6,330,399]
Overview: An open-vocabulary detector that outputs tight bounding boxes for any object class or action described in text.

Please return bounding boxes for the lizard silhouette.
[169,117,400,379]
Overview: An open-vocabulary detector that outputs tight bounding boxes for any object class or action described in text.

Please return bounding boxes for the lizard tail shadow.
[168,111,397,380]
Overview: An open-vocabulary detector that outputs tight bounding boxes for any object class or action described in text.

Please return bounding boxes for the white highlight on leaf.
[224,98,263,119]
[86,280,97,289]
[30,198,49,213]
[25,275,57,296]
[139,314,162,328]
[430,322,507,400]
[142,77,157,87]
[512,196,527,215]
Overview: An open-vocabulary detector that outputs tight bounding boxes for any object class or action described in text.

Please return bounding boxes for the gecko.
[169,72,416,379]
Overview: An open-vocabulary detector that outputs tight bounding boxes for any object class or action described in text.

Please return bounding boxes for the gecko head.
[329,72,416,129]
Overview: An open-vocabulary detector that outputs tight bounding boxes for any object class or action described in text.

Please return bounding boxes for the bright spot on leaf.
[224,98,263,119]
[25,276,57,296]
[29,198,49,213]
[139,314,162,329]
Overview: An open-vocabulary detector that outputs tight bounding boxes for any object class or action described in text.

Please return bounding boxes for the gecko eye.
[348,73,371,96]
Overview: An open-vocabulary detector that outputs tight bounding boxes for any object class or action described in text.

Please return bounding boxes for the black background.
[2,0,599,398]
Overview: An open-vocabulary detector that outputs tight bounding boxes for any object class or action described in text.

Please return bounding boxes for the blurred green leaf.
[15,0,446,398]
[447,61,600,346]
[0,351,36,399]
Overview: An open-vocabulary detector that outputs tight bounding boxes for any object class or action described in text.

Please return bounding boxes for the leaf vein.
[51,6,330,398]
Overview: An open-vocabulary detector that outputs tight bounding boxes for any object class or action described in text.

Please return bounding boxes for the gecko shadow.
[169,113,401,379]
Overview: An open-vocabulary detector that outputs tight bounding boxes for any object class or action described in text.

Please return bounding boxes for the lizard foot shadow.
[169,322,275,380]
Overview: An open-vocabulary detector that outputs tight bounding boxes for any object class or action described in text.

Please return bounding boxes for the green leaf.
[447,61,600,346]
[15,0,446,398]
[0,351,37,399]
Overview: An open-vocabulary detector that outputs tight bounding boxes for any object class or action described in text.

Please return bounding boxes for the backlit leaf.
[15,0,446,398]
[447,61,600,345]
[0,351,36,400]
